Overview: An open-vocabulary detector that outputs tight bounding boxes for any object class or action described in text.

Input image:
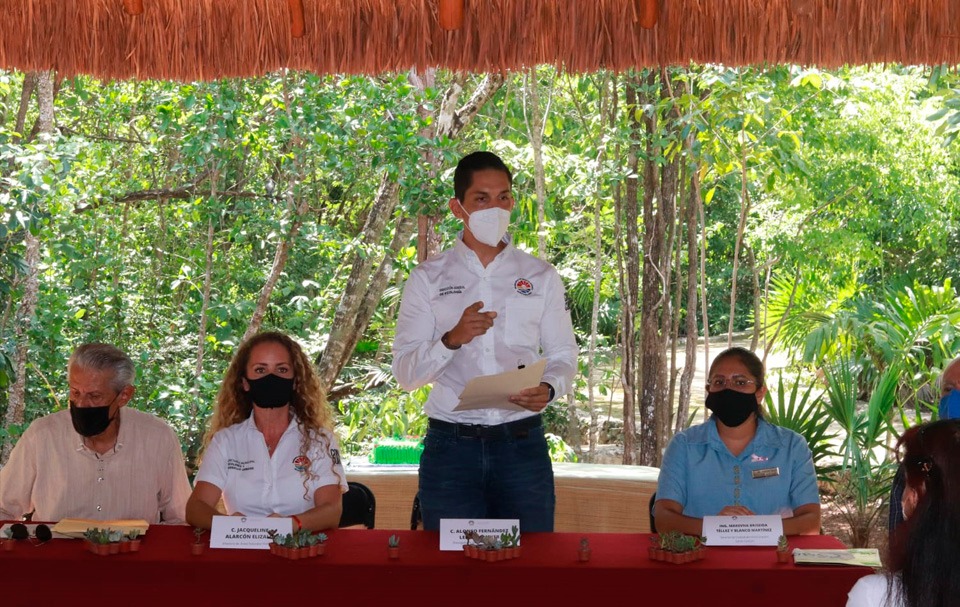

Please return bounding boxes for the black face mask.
[705,389,759,428]
[246,374,295,409]
[69,398,119,437]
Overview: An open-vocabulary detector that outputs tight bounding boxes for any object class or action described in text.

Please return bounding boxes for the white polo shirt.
[392,234,578,425]
[195,415,347,517]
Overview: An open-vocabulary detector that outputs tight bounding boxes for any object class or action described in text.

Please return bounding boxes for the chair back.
[339,481,376,529]
[649,492,657,534]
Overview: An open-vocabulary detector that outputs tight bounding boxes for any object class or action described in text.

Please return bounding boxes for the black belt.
[428,415,542,440]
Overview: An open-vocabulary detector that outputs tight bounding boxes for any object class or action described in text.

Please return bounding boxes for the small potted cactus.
[776,534,790,563]
[125,529,142,553]
[191,527,206,556]
[268,530,327,559]
[648,531,706,564]
[83,528,118,556]
[577,537,591,562]
[387,534,400,559]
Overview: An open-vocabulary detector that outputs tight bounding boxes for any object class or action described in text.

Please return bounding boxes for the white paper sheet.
[702,514,784,546]
[454,359,546,411]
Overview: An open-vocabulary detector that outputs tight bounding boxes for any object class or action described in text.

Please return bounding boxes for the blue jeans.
[418,420,555,532]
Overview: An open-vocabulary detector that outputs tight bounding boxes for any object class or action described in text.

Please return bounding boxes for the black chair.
[338,481,376,529]
[410,493,422,530]
[648,492,657,534]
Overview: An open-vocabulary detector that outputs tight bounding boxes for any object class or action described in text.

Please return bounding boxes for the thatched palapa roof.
[2,0,960,81]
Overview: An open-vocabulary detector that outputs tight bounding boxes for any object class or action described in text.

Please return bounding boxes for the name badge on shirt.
[751,467,780,479]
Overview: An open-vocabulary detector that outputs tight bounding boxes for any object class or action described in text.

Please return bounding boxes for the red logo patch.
[292,455,311,472]
[514,278,533,295]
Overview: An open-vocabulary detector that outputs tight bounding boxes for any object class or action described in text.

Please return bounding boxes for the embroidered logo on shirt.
[750,454,769,463]
[514,278,533,295]
[439,285,465,297]
[292,455,311,472]
[330,448,341,465]
[227,459,254,472]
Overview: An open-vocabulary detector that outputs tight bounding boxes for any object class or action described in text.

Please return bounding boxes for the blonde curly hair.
[202,332,340,492]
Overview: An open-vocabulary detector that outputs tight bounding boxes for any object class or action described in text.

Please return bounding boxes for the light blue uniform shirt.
[656,417,819,518]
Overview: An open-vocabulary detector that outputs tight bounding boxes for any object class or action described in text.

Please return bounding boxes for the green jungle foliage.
[1,65,960,501]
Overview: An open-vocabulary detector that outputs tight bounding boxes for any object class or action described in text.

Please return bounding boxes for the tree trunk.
[317,74,504,393]
[698,173,711,420]
[749,247,761,351]
[242,72,308,342]
[524,68,550,259]
[2,71,54,463]
[316,175,401,391]
[676,152,701,434]
[620,77,642,465]
[638,70,679,467]
[726,145,752,346]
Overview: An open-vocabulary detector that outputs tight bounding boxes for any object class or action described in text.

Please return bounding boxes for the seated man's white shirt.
[195,415,347,517]
[0,408,191,523]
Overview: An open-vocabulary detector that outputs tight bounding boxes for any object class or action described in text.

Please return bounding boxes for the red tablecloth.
[1,525,871,607]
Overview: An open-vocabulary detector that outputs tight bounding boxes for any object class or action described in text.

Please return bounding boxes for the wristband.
[545,383,556,402]
[291,515,302,531]
[441,332,461,350]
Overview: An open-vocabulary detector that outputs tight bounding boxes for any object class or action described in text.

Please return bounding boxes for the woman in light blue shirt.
[654,347,821,536]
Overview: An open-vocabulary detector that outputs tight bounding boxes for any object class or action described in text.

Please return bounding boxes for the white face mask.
[458,200,511,246]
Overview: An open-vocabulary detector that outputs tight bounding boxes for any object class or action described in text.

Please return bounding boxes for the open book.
[792,548,881,567]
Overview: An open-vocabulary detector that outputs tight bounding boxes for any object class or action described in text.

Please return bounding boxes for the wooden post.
[122,0,144,16]
[288,0,305,38]
[639,0,659,29]
[439,0,465,31]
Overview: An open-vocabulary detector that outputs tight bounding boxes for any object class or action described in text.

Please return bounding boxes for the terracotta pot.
[388,546,400,560]
[316,543,326,556]
[108,542,120,555]
[191,543,205,556]
[96,544,111,556]
[578,548,591,563]
[777,551,790,564]
[119,541,131,553]
[129,540,141,553]
[514,546,522,558]
[2,538,15,552]
[308,544,319,557]
[697,548,706,561]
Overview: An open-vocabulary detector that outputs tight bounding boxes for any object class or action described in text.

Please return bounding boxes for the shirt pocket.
[504,296,544,347]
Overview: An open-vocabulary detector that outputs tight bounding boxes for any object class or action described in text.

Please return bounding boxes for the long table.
[346,461,660,532]
[1,525,870,606]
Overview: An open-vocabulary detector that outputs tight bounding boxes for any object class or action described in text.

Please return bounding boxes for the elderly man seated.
[0,343,190,523]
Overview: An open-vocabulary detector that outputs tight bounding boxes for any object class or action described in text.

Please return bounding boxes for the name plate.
[702,514,784,546]
[210,515,292,550]
[439,518,520,551]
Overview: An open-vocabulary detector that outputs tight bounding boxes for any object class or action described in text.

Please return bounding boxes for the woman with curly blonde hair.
[186,332,346,531]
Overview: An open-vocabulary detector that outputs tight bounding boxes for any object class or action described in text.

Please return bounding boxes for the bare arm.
[281,485,342,531]
[652,499,705,536]
[185,481,232,530]
[781,502,821,536]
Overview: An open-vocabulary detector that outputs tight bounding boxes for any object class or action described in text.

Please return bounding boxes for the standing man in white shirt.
[392,151,578,532]
[0,343,191,524]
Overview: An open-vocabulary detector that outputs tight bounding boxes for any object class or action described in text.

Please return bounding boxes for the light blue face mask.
[939,389,960,420]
